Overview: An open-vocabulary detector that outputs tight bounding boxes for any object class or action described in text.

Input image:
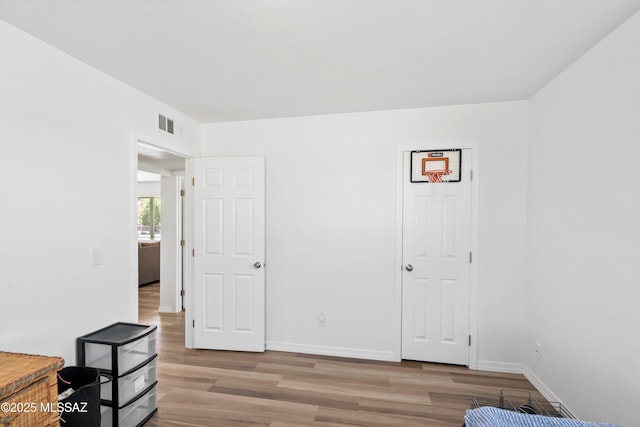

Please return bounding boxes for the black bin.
[57,366,111,427]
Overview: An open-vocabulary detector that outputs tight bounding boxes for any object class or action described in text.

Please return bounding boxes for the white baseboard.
[474,362,576,419]
[266,341,398,362]
[523,366,576,419]
[476,360,523,373]
[158,305,177,313]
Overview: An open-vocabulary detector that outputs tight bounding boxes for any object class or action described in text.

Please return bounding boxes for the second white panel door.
[402,149,472,365]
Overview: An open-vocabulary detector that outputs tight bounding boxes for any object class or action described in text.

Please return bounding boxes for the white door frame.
[128,135,140,323]
[184,159,194,348]
[394,143,479,369]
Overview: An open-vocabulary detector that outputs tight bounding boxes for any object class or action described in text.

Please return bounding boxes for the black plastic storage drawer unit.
[77,322,158,427]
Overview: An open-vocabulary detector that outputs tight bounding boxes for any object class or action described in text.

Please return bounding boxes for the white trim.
[523,366,577,419]
[129,135,140,323]
[476,360,523,374]
[468,145,480,370]
[266,341,397,362]
[393,151,404,362]
[184,158,194,348]
[395,143,479,369]
[467,360,579,419]
[158,306,176,313]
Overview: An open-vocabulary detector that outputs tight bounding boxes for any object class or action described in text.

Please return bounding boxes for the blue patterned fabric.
[465,407,623,427]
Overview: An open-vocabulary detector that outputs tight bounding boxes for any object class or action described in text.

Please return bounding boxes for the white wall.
[137,181,161,198]
[0,20,200,364]
[159,176,182,313]
[526,12,640,426]
[202,101,528,364]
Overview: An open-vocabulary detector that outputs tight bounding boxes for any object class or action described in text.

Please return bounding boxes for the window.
[137,197,161,240]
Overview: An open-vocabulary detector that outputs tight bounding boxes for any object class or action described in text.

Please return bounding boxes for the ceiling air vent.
[158,113,175,135]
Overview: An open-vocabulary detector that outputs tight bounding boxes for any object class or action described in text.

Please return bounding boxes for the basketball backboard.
[410,149,462,183]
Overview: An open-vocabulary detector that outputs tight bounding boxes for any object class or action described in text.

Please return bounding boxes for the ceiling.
[1,0,639,123]
[137,170,162,183]
[137,142,187,177]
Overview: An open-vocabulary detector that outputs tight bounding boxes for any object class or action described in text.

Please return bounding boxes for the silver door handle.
[405,264,413,272]
[253,262,262,269]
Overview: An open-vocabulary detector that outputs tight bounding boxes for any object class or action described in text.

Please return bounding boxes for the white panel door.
[191,157,265,351]
[401,149,471,365]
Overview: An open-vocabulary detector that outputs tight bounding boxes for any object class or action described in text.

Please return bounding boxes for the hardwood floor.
[139,283,544,426]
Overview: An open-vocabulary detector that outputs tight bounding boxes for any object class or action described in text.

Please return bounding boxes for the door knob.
[405,264,413,272]
[253,262,262,269]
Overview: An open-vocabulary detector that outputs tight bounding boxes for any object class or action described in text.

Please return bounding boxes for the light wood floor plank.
[138,282,547,426]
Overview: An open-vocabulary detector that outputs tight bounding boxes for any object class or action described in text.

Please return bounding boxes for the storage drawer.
[101,358,157,405]
[100,405,112,427]
[84,330,156,374]
[100,384,157,427]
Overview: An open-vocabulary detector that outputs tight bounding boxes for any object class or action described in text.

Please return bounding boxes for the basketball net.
[424,169,452,183]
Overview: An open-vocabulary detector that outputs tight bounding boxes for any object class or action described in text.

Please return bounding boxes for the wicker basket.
[471,389,564,418]
[471,389,565,418]
[0,351,65,427]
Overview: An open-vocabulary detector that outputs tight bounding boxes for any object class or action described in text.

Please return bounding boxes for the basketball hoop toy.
[410,149,462,183]
[424,169,452,183]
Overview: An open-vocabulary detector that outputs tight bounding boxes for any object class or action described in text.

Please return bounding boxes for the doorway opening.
[134,140,190,318]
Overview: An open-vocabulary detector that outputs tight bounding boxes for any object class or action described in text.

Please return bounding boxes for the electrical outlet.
[317,312,326,327]
[535,342,543,360]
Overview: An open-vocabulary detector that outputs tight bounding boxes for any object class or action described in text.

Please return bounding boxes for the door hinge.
[469,251,472,263]
[470,169,474,181]
[180,239,185,247]
[469,335,471,346]
[192,249,195,257]
[180,289,185,297]
[192,320,195,328]
[192,177,195,186]
[180,189,185,197]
